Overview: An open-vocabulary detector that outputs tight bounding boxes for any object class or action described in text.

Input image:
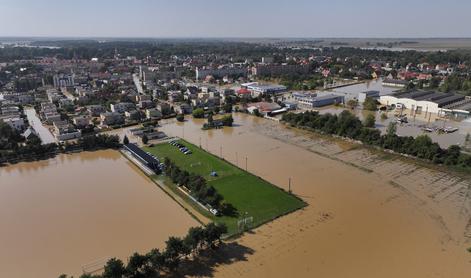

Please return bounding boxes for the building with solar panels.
[379,90,470,116]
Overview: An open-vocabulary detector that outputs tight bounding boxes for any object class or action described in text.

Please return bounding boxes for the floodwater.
[24,107,56,144]
[0,150,198,278]
[158,114,471,278]
[325,78,398,101]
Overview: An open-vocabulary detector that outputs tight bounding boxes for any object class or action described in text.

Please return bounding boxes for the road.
[133,73,144,95]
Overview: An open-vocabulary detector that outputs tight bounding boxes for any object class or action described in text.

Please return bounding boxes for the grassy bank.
[144,140,306,235]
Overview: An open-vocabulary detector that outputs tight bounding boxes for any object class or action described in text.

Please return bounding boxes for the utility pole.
[199,137,201,148]
[288,177,292,194]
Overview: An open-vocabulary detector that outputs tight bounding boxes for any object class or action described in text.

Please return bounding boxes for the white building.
[53,74,75,88]
[3,117,25,131]
[72,116,90,128]
[379,91,466,116]
[246,83,287,97]
[110,102,135,113]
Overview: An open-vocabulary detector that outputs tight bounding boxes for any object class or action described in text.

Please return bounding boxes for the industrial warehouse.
[292,92,345,108]
[379,90,471,117]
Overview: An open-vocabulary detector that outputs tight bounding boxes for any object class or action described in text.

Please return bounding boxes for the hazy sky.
[0,0,470,38]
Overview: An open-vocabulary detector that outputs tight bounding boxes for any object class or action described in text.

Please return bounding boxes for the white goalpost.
[237,216,254,233]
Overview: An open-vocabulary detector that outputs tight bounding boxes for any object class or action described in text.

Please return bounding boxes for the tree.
[203,223,227,249]
[184,226,205,253]
[444,145,461,165]
[164,236,187,270]
[346,99,358,110]
[123,135,129,145]
[142,134,149,145]
[207,113,214,125]
[364,114,376,128]
[223,102,233,113]
[126,252,148,278]
[363,97,378,111]
[176,114,184,122]
[103,258,126,278]
[253,109,261,117]
[221,114,234,126]
[386,122,397,137]
[406,81,416,90]
[192,108,205,118]
[147,249,165,273]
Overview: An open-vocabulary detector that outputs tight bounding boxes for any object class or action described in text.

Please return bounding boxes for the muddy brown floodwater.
[157,114,471,278]
[0,150,198,278]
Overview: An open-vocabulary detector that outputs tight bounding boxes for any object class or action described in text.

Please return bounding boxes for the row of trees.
[163,158,237,216]
[59,223,227,278]
[0,120,121,164]
[282,111,471,168]
[203,114,234,130]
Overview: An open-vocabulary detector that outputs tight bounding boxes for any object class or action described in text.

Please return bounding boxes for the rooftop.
[392,91,465,107]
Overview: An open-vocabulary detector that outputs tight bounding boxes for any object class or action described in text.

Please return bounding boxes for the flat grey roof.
[315,94,344,101]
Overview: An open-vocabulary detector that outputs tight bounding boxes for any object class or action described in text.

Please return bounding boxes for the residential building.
[72,116,90,128]
[145,108,162,120]
[3,117,25,131]
[100,112,124,126]
[87,105,106,117]
[110,102,135,113]
[53,74,75,88]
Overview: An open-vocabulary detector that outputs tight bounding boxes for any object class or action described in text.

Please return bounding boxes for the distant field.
[144,140,306,235]
[310,38,471,51]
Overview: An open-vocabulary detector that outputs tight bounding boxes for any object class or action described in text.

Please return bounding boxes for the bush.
[363,97,378,111]
[221,115,234,126]
[192,108,205,118]
[364,114,376,128]
[176,114,185,122]
[142,134,149,145]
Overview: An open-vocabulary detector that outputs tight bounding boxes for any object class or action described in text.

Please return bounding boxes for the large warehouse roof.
[392,91,465,107]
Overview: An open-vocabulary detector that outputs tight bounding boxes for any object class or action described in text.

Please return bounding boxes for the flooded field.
[158,114,471,278]
[0,150,198,278]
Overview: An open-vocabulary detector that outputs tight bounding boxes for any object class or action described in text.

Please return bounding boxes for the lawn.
[144,140,306,235]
